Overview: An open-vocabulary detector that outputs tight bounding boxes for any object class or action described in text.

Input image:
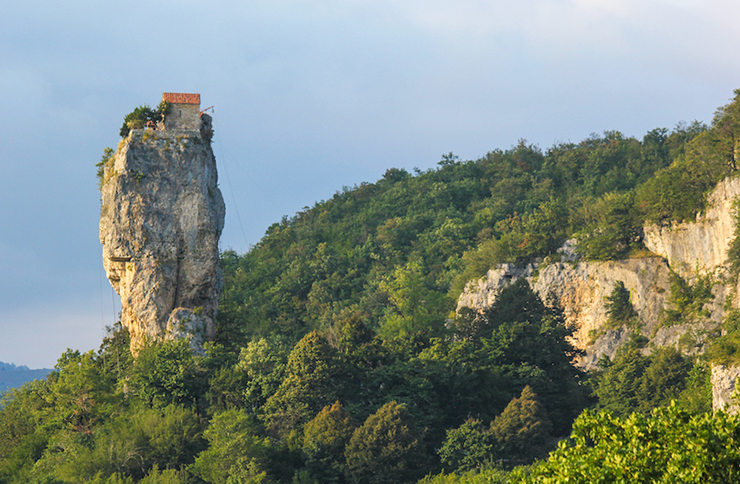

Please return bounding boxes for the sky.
[1,0,739,369]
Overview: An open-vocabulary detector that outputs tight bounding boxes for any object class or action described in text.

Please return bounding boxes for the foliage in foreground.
[426,405,740,484]
[523,405,740,483]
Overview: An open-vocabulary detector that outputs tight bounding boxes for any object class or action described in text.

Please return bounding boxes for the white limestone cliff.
[643,176,740,280]
[457,256,673,368]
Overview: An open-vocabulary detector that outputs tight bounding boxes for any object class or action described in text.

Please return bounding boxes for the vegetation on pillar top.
[119,100,171,138]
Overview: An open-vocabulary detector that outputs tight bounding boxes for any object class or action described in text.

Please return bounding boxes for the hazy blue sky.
[1,0,739,368]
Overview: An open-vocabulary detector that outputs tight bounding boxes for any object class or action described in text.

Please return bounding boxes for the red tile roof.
[162,93,200,104]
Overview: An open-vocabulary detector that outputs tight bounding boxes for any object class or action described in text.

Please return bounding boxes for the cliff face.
[99,115,225,352]
[457,257,673,368]
[644,177,740,280]
[458,177,740,375]
[712,365,740,414]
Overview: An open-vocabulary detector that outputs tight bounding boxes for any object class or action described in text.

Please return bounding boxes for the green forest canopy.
[219,90,740,347]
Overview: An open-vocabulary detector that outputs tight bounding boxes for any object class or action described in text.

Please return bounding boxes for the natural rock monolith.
[99,106,225,353]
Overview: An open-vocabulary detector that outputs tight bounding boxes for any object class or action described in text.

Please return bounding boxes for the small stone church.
[161,92,201,131]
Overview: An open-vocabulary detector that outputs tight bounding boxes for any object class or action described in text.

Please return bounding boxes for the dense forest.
[3,90,740,483]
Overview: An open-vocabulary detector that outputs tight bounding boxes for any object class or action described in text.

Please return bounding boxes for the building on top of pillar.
[162,92,201,131]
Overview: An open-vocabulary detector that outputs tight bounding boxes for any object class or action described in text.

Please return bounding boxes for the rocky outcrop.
[711,365,740,414]
[457,256,673,369]
[99,114,225,352]
[457,175,740,407]
[643,177,740,280]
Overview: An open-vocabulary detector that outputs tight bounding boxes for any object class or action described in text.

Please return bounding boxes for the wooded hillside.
[2,90,740,483]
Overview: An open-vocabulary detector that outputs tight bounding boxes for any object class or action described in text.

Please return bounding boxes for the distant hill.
[0,361,29,372]
[0,362,51,394]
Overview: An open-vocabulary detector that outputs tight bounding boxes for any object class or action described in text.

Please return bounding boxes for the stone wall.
[163,103,201,131]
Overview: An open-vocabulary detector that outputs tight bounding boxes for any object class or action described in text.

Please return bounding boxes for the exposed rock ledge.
[458,177,740,373]
[643,176,740,280]
[457,256,674,369]
[712,365,740,414]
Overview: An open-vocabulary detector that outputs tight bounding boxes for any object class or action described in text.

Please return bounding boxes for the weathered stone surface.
[457,257,673,369]
[165,308,212,353]
[456,263,537,311]
[712,364,740,414]
[644,176,740,280]
[99,114,225,352]
[457,176,740,404]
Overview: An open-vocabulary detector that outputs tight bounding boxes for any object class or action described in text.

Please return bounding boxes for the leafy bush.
[96,147,114,187]
[523,405,740,483]
[662,271,714,327]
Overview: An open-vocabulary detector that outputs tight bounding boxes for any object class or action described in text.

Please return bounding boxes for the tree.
[263,331,343,436]
[452,280,586,434]
[0,381,50,483]
[191,409,275,484]
[98,323,133,382]
[303,402,357,483]
[575,192,639,260]
[119,101,170,137]
[604,281,639,330]
[39,349,119,436]
[593,346,649,416]
[710,89,740,172]
[34,404,204,482]
[138,466,191,484]
[489,386,552,462]
[344,401,427,484]
[379,261,450,341]
[96,147,115,187]
[438,419,495,472]
[637,347,692,411]
[594,345,693,417]
[129,339,205,408]
[439,386,552,472]
[662,271,714,327]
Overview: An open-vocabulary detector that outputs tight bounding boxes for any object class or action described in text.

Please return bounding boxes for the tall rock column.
[99,106,225,353]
